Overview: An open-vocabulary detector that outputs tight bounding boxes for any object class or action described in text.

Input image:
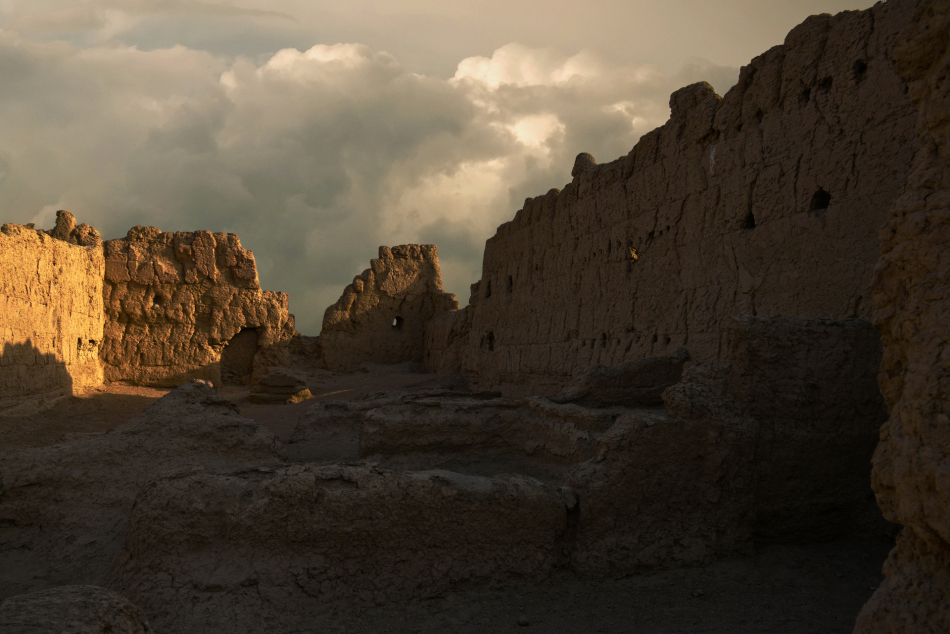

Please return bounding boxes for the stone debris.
[0,586,154,634]
[248,371,313,404]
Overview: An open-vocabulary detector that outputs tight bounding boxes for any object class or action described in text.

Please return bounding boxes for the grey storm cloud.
[0,32,739,334]
[0,0,873,333]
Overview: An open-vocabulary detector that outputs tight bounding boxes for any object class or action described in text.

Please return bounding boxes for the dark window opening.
[152,293,165,307]
[77,338,82,350]
[743,211,756,229]
[852,60,867,83]
[600,333,607,348]
[652,334,658,343]
[393,316,403,330]
[755,109,764,123]
[507,276,513,293]
[736,122,743,132]
[486,331,495,352]
[485,280,492,298]
[810,188,831,212]
[799,88,811,104]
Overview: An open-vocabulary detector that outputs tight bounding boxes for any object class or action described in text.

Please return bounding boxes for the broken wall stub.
[320,244,459,372]
[570,315,888,577]
[101,226,295,387]
[855,0,950,631]
[0,223,104,410]
[426,6,919,395]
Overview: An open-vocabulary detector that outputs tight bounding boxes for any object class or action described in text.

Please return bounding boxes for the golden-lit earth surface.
[0,373,891,634]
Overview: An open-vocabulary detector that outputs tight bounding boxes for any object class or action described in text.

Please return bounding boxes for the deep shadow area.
[0,340,73,411]
[0,385,168,451]
[221,328,260,385]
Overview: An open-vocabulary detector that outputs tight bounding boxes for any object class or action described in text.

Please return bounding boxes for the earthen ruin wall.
[321,245,459,372]
[102,226,295,387]
[426,6,919,395]
[0,224,104,409]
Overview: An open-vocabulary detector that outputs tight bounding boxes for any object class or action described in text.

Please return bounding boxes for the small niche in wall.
[485,280,492,298]
[852,60,867,83]
[810,188,831,212]
[743,211,756,230]
[152,293,165,308]
[507,276,513,293]
[485,331,495,352]
[393,316,403,330]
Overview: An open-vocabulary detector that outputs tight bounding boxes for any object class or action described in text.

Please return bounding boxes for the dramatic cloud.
[3,1,871,333]
[0,27,745,333]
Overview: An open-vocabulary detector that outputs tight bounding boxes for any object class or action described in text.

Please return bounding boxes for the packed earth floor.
[0,369,893,634]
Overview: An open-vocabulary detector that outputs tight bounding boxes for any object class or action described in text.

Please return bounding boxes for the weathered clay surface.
[109,464,573,634]
[0,585,154,634]
[570,316,887,576]
[550,348,689,407]
[0,382,284,598]
[426,5,919,395]
[0,223,104,410]
[101,226,295,386]
[855,0,950,631]
[321,245,459,372]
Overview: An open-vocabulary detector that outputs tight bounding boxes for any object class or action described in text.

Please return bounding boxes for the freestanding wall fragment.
[0,223,104,410]
[320,245,459,372]
[101,226,295,386]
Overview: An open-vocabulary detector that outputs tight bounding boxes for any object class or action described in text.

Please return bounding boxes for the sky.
[0,0,875,334]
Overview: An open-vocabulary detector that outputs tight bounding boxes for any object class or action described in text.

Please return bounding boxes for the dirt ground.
[0,372,892,634]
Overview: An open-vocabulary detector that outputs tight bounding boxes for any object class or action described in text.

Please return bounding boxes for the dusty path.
[0,375,891,634]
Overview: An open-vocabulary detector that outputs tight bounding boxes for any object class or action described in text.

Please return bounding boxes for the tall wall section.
[855,0,950,631]
[0,224,104,409]
[102,226,295,387]
[426,6,918,395]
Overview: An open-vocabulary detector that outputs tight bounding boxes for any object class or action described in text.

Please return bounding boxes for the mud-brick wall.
[101,226,295,387]
[0,224,104,409]
[426,6,919,396]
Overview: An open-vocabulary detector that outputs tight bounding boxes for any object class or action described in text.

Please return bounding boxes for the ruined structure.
[426,7,919,395]
[1,1,948,632]
[320,245,458,371]
[855,1,950,630]
[0,222,104,410]
[101,227,295,386]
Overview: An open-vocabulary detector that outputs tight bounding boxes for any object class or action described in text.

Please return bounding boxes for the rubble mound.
[248,372,313,404]
[0,586,154,634]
